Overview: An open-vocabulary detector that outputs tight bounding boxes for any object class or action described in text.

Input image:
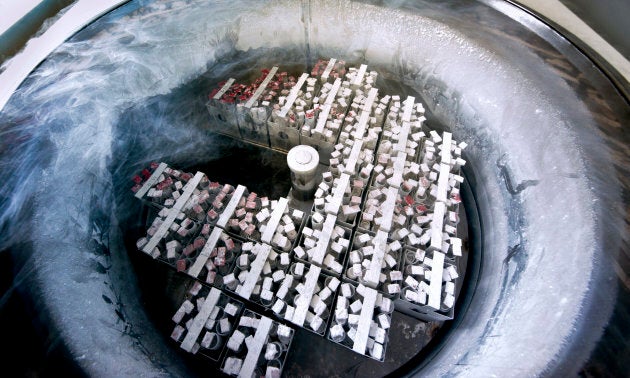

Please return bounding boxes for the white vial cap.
[287,145,319,176]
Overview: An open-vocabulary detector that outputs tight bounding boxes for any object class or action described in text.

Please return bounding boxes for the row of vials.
[133,163,305,288]
[170,282,294,377]
[131,137,465,362]
[130,158,461,365]
[131,163,396,361]
[297,77,468,324]
[133,61,469,364]
[207,58,385,162]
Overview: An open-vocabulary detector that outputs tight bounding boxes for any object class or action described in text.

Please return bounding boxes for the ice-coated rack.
[130,59,469,371]
[170,284,244,360]
[222,310,294,377]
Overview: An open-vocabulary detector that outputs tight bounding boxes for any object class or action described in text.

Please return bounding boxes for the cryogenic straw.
[245,67,279,108]
[217,185,247,228]
[239,316,273,378]
[441,132,452,165]
[261,197,289,244]
[213,78,236,100]
[314,78,342,134]
[361,88,378,114]
[325,173,350,215]
[394,122,412,154]
[428,252,446,309]
[135,162,168,199]
[363,230,388,287]
[351,88,378,139]
[430,202,446,251]
[314,106,332,135]
[142,172,204,255]
[188,227,223,278]
[402,96,415,122]
[321,58,336,81]
[352,64,368,87]
[387,153,406,188]
[343,139,363,175]
[278,73,309,118]
[353,286,377,354]
[311,214,337,264]
[324,78,342,106]
[377,187,398,233]
[236,243,273,300]
[436,163,450,203]
[180,287,222,352]
[292,265,321,327]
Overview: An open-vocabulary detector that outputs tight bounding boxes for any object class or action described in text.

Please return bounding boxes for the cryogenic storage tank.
[0,0,629,376]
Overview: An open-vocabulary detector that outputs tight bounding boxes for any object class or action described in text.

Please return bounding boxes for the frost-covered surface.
[245,0,615,374]
[0,0,623,376]
[0,0,267,375]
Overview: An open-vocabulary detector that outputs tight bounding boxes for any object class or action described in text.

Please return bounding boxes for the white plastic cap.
[287,145,319,176]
